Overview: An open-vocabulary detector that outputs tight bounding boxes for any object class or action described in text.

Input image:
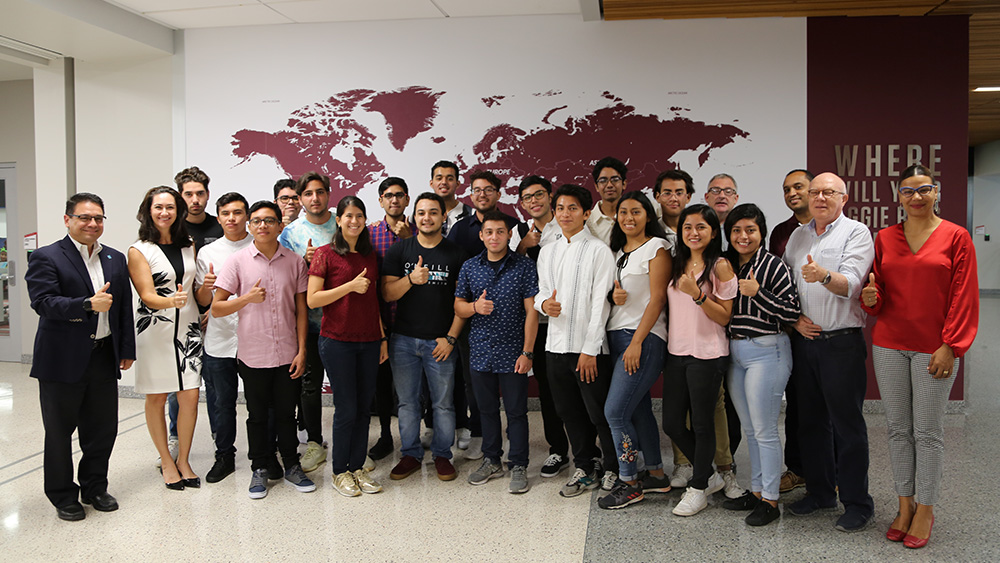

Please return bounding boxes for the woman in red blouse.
[861,164,978,549]
[307,196,388,498]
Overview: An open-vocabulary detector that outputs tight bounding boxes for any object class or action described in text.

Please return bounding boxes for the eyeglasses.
[707,187,737,196]
[898,184,936,198]
[596,176,623,187]
[68,214,106,224]
[657,189,688,199]
[381,191,407,200]
[520,190,548,202]
[471,186,498,195]
[807,189,846,199]
[249,217,280,226]
[277,195,299,203]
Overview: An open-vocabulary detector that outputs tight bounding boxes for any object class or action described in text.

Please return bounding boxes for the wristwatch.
[521,351,535,360]
[83,298,93,312]
[444,335,457,346]
[820,271,832,285]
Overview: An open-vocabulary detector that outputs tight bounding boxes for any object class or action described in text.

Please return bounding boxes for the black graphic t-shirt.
[382,236,467,340]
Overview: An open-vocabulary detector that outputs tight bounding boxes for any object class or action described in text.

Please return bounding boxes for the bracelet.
[444,335,457,346]
[380,336,388,343]
[406,272,413,284]
[693,291,707,306]
[472,301,478,315]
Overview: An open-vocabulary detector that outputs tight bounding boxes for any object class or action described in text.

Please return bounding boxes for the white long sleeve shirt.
[534,228,614,356]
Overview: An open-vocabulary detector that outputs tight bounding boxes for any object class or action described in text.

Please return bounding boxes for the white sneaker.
[463,437,484,460]
[601,470,617,491]
[670,464,693,488]
[456,428,471,450]
[300,441,327,473]
[705,471,725,496]
[672,487,708,516]
[363,456,376,471]
[720,469,743,499]
[420,428,434,449]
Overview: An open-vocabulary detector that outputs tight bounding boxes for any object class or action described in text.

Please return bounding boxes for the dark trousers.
[546,352,616,474]
[534,323,568,457]
[722,379,742,457]
[203,354,239,459]
[791,331,874,516]
[239,361,302,471]
[471,369,529,468]
[319,337,380,474]
[783,373,803,475]
[662,354,727,490]
[299,332,324,444]
[38,341,118,508]
[373,347,395,439]
[454,326,482,436]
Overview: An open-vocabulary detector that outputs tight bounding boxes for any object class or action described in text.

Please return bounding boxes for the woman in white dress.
[127,186,202,490]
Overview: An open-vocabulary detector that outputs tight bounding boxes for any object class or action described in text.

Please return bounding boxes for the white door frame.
[0,163,22,362]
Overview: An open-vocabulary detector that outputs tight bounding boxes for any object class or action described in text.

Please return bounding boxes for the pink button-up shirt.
[214,242,308,369]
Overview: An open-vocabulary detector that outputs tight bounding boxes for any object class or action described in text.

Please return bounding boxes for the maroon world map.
[231,86,749,211]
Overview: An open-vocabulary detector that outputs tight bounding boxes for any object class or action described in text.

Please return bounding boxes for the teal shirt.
[278,213,338,333]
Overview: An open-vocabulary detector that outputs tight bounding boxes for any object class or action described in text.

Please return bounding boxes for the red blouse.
[861,220,978,357]
[308,245,381,342]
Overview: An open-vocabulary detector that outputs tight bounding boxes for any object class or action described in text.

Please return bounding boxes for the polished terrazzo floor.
[2,298,998,561]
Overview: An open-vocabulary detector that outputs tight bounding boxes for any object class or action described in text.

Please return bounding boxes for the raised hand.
[611,280,628,306]
[541,289,561,318]
[246,278,266,303]
[352,268,371,294]
[677,271,701,298]
[475,289,494,315]
[90,282,113,312]
[173,283,188,308]
[391,220,412,239]
[801,254,827,284]
[409,255,430,285]
[521,226,541,249]
[738,267,760,298]
[203,263,217,292]
[305,238,316,263]
[861,272,879,307]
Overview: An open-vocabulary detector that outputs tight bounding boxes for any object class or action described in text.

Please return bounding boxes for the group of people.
[26,158,978,549]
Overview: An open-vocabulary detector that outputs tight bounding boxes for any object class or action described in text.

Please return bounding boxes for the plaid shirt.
[369,217,414,328]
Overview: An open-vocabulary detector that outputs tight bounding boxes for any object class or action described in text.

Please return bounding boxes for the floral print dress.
[130,240,202,394]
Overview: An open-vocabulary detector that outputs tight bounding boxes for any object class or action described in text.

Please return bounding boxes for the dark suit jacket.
[26,235,136,383]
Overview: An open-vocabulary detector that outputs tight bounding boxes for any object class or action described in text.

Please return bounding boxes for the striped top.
[728,247,800,338]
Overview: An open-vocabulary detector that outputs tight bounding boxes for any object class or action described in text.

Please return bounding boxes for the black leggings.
[662,354,727,490]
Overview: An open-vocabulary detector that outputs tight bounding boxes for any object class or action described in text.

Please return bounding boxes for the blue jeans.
[470,370,529,468]
[605,329,665,481]
[319,337,380,474]
[390,334,456,460]
[202,354,239,458]
[728,334,792,501]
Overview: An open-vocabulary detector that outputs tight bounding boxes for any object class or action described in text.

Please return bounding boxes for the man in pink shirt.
[212,201,316,500]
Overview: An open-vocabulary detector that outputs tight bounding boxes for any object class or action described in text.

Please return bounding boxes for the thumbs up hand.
[246,278,266,304]
[677,270,700,298]
[541,289,561,318]
[409,255,430,285]
[474,289,494,315]
[90,282,113,312]
[305,238,316,263]
[861,272,879,307]
[351,268,371,294]
[173,283,188,309]
[611,279,628,306]
[801,253,827,284]
[738,266,760,298]
[203,263,217,292]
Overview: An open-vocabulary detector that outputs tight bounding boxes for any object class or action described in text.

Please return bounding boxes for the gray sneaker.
[248,468,268,499]
[508,465,529,494]
[601,470,617,491]
[560,468,599,498]
[284,464,317,493]
[468,458,504,485]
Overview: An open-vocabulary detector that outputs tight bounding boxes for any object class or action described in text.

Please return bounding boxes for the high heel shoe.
[903,516,934,549]
[886,513,907,542]
[182,477,201,489]
[165,480,185,491]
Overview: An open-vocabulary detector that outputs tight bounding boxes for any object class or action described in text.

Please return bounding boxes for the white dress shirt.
[74,237,110,339]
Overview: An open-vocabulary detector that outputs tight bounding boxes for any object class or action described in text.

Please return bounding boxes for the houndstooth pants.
[873,345,959,505]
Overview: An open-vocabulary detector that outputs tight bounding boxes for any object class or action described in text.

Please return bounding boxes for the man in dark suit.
[25,193,136,522]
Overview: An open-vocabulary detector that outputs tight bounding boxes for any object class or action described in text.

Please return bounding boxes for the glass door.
[0,164,21,362]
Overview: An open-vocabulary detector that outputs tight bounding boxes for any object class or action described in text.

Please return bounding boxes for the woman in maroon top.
[861,164,979,549]
[307,196,388,498]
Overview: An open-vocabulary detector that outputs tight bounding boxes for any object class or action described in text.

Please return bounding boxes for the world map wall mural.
[229,85,751,216]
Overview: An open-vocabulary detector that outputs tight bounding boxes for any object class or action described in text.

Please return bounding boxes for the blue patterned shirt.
[278,214,338,333]
[455,250,539,373]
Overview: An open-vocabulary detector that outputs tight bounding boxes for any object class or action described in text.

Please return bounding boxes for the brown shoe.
[390,455,421,480]
[434,457,457,481]
[779,470,806,493]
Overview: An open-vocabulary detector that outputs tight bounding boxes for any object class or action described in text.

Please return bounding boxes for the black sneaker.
[266,455,283,481]
[368,435,394,461]
[723,490,760,511]
[745,501,781,526]
[540,453,569,478]
[597,480,644,510]
[640,473,672,494]
[206,455,235,483]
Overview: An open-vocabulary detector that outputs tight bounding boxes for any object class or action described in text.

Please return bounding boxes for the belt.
[93,336,112,349]
[815,327,861,340]
[730,332,780,341]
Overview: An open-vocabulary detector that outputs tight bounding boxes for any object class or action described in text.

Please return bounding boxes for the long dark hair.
[609,191,667,252]
[671,204,722,288]
[136,186,191,247]
[332,196,372,256]
[723,203,768,267]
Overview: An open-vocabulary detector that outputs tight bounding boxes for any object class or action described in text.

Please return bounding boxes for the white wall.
[0,79,37,358]
[973,139,1000,291]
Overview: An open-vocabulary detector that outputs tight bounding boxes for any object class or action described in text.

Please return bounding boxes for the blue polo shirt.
[446,211,519,258]
[455,249,539,373]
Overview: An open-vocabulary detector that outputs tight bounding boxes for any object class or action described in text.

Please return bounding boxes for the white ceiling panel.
[0,59,34,81]
[268,0,444,23]
[433,0,580,17]
[141,4,294,28]
[106,0,247,12]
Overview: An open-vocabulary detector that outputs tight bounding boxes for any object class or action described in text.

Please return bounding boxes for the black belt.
[815,327,861,340]
[730,332,780,341]
[93,336,112,349]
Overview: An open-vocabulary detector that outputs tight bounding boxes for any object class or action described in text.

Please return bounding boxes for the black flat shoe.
[165,480,184,491]
[56,502,85,522]
[182,477,201,489]
[82,492,119,512]
[723,490,760,511]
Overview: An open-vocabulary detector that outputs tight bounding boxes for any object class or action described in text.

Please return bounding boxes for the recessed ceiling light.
[973,87,1000,92]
